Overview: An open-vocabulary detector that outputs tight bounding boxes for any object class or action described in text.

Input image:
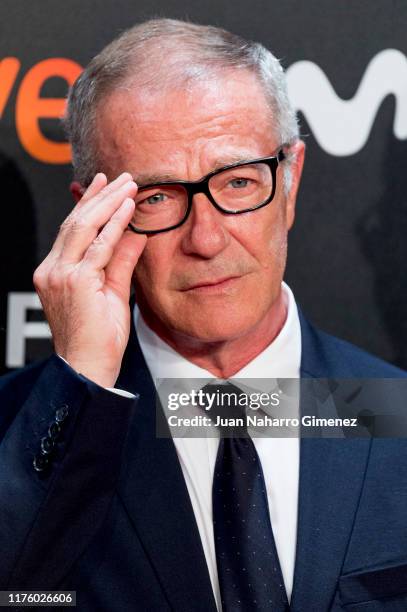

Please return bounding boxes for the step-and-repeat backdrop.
[1,0,406,374]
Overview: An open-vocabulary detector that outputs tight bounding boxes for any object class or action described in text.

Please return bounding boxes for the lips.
[183,276,241,291]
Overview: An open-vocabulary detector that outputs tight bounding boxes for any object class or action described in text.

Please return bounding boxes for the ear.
[285,140,305,230]
[70,181,85,204]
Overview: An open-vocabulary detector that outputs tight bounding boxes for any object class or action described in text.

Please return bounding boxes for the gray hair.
[63,18,299,191]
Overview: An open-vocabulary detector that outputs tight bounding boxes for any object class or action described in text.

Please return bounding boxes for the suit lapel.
[115,322,217,612]
[290,313,371,611]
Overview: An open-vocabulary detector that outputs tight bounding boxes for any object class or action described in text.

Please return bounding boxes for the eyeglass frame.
[128,147,286,235]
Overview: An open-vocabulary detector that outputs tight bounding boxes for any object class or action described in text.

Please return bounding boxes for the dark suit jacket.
[1,312,407,611]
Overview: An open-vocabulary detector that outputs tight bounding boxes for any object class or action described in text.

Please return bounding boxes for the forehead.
[96,70,278,179]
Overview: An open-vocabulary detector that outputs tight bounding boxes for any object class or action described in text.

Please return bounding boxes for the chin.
[168,307,265,344]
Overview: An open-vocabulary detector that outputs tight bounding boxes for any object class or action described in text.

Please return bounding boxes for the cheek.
[230,201,288,270]
[262,200,288,265]
[134,235,176,291]
[266,231,288,275]
[265,210,288,264]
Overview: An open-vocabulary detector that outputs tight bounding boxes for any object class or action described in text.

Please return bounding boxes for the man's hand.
[33,172,147,388]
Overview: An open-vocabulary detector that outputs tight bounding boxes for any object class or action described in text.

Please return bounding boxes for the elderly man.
[1,18,407,612]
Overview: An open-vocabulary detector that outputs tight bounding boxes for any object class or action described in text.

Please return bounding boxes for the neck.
[138,289,288,378]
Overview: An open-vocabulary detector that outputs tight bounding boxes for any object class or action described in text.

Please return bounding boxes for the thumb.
[105,230,147,300]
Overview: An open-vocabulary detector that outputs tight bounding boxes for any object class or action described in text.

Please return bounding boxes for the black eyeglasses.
[128,148,286,234]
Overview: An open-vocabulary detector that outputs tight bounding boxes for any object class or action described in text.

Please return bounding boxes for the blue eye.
[146,193,167,204]
[230,178,250,188]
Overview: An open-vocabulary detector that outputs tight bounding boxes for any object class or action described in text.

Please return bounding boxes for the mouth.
[182,275,242,293]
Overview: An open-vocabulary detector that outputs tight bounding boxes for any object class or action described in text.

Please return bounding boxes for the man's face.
[97,70,304,344]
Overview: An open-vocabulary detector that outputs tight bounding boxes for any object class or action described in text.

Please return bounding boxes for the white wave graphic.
[286,49,407,156]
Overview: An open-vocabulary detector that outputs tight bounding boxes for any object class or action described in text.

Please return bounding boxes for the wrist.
[60,356,120,388]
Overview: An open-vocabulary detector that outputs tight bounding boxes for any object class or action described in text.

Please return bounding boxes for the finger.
[60,180,138,264]
[105,226,147,301]
[51,172,134,256]
[82,198,136,270]
[78,172,108,204]
[77,171,132,208]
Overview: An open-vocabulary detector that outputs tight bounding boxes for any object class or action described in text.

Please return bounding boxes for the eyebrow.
[135,151,262,186]
[135,172,177,186]
[211,151,259,168]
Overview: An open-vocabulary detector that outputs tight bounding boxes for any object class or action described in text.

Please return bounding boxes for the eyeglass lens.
[130,161,273,232]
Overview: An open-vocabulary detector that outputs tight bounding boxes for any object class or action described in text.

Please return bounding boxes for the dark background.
[1,0,406,373]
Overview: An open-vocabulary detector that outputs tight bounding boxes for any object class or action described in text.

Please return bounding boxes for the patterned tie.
[206,383,290,611]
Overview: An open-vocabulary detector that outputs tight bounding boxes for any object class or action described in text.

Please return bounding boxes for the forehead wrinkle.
[123,116,244,146]
[114,87,270,145]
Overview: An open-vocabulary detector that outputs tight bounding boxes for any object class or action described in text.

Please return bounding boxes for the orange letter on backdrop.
[16,58,82,164]
[0,57,20,118]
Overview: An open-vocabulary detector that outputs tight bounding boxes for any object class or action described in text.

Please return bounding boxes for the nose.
[181,193,230,258]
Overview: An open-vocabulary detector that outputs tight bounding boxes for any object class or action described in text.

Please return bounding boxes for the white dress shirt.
[134,282,302,610]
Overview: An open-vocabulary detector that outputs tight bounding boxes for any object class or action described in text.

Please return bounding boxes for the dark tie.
[206,384,290,611]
